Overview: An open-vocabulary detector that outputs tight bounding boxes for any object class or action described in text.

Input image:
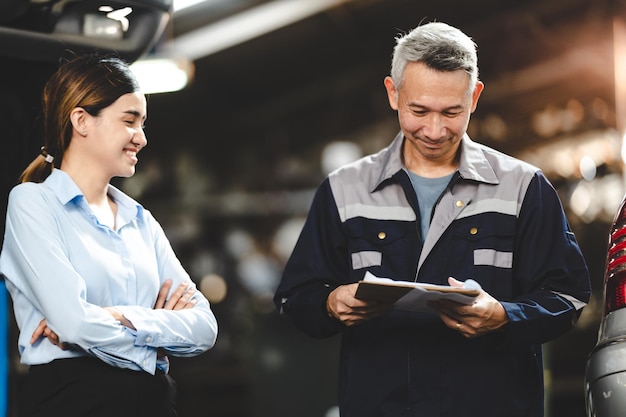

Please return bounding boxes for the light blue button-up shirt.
[0,169,217,374]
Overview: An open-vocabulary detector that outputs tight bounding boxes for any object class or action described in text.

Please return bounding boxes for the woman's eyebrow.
[123,110,147,120]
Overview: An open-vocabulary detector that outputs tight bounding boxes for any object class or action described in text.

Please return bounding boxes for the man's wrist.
[325,294,335,318]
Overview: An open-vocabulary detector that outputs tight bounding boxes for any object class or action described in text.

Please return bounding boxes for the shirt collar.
[456,135,499,185]
[368,131,405,192]
[45,169,145,222]
[368,133,499,192]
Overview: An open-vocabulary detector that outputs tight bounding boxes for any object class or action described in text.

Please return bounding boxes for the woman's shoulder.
[7,181,53,212]
[9,181,44,199]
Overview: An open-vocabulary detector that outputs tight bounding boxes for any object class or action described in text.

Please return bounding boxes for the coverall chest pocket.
[345,219,412,272]
[452,218,515,265]
[450,217,515,295]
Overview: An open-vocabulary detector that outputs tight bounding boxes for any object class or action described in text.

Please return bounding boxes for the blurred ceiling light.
[552,150,576,178]
[170,0,353,60]
[591,97,610,122]
[579,155,597,181]
[103,6,132,31]
[84,14,123,39]
[532,105,561,138]
[569,175,625,223]
[516,129,621,179]
[321,141,362,175]
[224,229,255,258]
[236,251,281,309]
[173,0,211,12]
[200,273,228,304]
[614,18,626,133]
[482,113,507,141]
[84,6,133,39]
[570,182,593,221]
[599,174,626,219]
[566,99,585,126]
[325,407,340,417]
[130,57,194,94]
[272,217,306,262]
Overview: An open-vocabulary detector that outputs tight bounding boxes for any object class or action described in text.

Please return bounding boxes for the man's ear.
[470,81,484,113]
[69,107,88,137]
[383,76,399,111]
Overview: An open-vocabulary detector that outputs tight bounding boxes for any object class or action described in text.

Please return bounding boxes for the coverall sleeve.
[274,179,348,338]
[501,172,591,345]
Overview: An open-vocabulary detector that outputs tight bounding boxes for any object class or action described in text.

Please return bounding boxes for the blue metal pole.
[0,281,8,417]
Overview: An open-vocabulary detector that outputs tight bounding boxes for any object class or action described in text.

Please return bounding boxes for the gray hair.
[390,22,479,92]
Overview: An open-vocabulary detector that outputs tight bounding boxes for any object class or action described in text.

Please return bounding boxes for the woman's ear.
[69,107,88,137]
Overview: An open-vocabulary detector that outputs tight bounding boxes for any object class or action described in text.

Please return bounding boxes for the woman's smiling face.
[85,91,148,179]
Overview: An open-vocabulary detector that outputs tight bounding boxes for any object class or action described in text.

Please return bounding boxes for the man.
[274,21,591,417]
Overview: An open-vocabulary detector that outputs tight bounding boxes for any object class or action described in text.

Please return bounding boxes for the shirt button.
[469,227,478,235]
[456,200,465,207]
[378,232,386,240]
[145,336,153,343]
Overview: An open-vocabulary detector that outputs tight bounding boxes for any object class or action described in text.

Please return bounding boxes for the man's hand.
[326,283,392,326]
[429,277,509,338]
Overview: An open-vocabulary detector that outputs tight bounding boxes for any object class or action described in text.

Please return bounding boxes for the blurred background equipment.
[1,0,625,416]
[0,0,172,62]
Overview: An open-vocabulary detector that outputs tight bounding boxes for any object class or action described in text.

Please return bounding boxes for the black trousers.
[19,356,178,417]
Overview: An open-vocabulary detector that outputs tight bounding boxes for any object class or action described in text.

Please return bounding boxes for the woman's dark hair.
[20,53,140,183]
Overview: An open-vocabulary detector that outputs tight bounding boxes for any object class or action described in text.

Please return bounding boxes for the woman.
[0,54,218,417]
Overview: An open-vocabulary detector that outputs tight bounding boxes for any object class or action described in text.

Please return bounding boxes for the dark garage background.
[1,0,624,416]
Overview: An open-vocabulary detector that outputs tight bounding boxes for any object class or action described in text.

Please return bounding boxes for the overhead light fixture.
[169,0,352,60]
[130,56,194,94]
[0,0,172,63]
[103,6,132,31]
[83,6,133,39]
[83,14,123,39]
[173,0,210,12]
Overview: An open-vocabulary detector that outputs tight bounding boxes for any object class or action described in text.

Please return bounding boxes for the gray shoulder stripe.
[340,203,416,222]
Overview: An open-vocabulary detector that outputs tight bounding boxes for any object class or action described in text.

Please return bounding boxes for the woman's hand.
[103,306,136,330]
[105,279,198,330]
[153,279,198,360]
[30,279,198,347]
[153,279,197,310]
[30,318,68,349]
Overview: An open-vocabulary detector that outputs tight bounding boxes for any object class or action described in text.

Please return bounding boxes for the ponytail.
[19,147,55,183]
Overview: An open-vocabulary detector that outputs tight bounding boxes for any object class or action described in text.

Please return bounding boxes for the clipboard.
[355,272,480,311]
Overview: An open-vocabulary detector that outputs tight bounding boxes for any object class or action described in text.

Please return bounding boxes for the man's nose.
[421,113,445,139]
